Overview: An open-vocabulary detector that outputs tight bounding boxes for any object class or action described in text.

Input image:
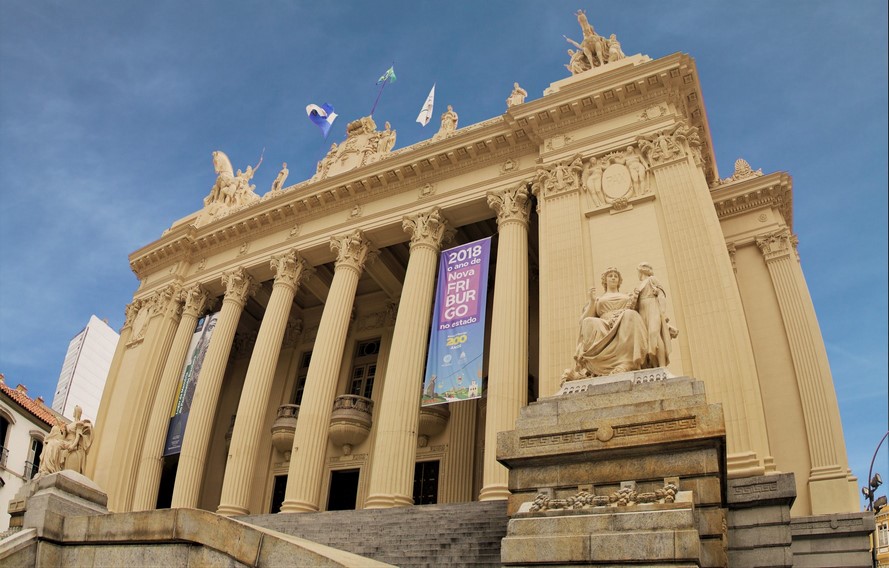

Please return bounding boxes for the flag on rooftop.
[416,84,435,127]
[306,103,338,138]
[377,66,396,85]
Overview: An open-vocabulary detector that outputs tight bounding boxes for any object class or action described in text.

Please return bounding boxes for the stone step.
[238,501,508,567]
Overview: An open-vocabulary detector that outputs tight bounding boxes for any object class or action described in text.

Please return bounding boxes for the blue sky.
[1,2,886,502]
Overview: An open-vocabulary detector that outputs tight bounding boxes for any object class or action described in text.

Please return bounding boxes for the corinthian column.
[365,208,450,508]
[281,231,374,513]
[756,229,854,513]
[218,251,310,516]
[480,182,531,501]
[171,268,256,509]
[132,285,210,511]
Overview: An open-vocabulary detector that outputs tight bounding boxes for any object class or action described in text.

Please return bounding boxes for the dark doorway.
[155,454,179,509]
[413,460,440,505]
[327,469,360,511]
[270,475,287,514]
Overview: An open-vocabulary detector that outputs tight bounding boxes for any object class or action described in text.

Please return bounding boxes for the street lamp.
[864,431,888,568]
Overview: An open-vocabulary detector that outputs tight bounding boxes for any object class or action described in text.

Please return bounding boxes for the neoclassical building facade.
[87,36,858,520]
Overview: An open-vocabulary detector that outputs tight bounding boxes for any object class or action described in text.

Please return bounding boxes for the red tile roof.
[0,374,59,427]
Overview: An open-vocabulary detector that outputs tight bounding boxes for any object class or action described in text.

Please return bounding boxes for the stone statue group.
[36,405,93,478]
[564,263,679,381]
[564,9,626,75]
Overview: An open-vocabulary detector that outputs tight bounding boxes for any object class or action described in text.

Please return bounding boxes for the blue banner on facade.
[163,311,218,456]
[421,237,491,406]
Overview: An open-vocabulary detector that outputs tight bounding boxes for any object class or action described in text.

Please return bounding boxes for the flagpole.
[370,79,387,117]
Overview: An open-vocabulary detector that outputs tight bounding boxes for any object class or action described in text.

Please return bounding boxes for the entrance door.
[327,469,360,511]
[155,454,179,509]
[413,460,439,505]
[270,475,287,514]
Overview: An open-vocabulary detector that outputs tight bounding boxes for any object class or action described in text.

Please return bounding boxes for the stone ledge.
[726,472,796,509]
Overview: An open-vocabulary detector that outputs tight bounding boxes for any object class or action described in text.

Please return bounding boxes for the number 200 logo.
[446,334,468,347]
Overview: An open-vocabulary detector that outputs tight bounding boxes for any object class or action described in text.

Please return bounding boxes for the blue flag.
[306,103,338,138]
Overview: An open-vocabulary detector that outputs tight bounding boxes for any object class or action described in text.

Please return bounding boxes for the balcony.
[270,404,300,460]
[418,404,450,447]
[328,395,374,455]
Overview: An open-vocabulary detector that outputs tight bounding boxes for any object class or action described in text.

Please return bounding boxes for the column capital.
[271,250,312,291]
[637,121,702,167]
[181,284,211,319]
[123,299,144,329]
[221,267,258,306]
[331,230,376,273]
[403,207,453,251]
[488,182,532,227]
[755,228,798,262]
[150,283,183,320]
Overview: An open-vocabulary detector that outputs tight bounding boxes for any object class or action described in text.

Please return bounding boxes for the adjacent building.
[0,374,57,531]
[87,21,859,523]
[51,315,118,421]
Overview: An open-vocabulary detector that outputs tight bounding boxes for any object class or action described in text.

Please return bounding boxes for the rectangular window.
[878,522,888,549]
[292,351,312,405]
[348,339,380,399]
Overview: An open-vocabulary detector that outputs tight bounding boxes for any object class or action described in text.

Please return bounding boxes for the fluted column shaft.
[218,252,309,516]
[439,399,478,503]
[171,268,255,509]
[365,209,450,508]
[281,231,373,513]
[132,285,210,511]
[481,183,531,501]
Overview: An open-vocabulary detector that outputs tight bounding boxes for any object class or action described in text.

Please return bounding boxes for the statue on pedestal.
[563,10,626,75]
[506,82,528,108]
[35,405,94,478]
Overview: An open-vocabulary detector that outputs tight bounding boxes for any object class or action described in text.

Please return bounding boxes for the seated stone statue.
[573,268,648,376]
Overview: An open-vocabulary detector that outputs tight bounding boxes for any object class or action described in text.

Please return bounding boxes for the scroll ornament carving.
[528,482,679,512]
[312,116,396,182]
[487,182,532,226]
[755,228,797,261]
[637,122,702,167]
[198,150,262,227]
[717,158,763,185]
[270,251,311,290]
[331,230,375,272]
[181,285,210,318]
[221,267,257,306]
[403,208,452,251]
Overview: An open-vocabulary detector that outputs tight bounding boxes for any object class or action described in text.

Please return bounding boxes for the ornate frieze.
[331,230,375,273]
[221,267,258,306]
[528,482,679,512]
[487,182,532,227]
[755,228,798,262]
[181,284,210,319]
[270,250,311,291]
[403,207,452,251]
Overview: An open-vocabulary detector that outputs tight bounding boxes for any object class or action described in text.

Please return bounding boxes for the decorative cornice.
[331,230,375,273]
[402,208,452,251]
[711,172,793,231]
[488,182,532,227]
[221,267,257,307]
[270,250,311,291]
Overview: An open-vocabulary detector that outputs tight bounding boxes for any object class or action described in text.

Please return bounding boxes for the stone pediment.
[311,116,396,183]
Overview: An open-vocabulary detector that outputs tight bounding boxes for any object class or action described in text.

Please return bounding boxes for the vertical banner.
[163,311,219,456]
[422,237,491,406]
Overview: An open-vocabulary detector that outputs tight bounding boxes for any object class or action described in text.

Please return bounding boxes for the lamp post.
[863,431,888,567]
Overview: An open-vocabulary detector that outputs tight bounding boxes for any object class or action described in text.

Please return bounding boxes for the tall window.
[0,415,9,467]
[349,339,380,399]
[878,521,889,550]
[292,351,312,405]
[26,436,43,479]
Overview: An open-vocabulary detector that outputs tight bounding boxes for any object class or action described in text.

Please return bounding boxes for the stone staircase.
[238,500,509,567]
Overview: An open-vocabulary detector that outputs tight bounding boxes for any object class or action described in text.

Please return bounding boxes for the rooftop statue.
[563,264,678,381]
[197,151,263,226]
[563,10,626,75]
[432,105,459,141]
[506,82,528,108]
[311,116,397,182]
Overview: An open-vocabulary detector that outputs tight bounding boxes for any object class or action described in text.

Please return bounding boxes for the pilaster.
[171,268,256,509]
[218,251,310,516]
[132,284,210,511]
[640,122,773,478]
[281,231,373,513]
[364,209,450,508]
[481,183,531,501]
[755,229,855,513]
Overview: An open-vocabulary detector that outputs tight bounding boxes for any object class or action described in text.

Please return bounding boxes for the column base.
[363,493,413,509]
[479,484,510,501]
[809,465,858,514]
[726,451,766,479]
[216,503,249,517]
[279,499,319,514]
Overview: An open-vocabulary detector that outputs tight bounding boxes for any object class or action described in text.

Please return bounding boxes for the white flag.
[416,84,435,126]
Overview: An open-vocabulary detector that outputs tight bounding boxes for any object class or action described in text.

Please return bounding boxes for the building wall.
[87,51,856,518]
[52,315,119,421]
[0,393,52,531]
